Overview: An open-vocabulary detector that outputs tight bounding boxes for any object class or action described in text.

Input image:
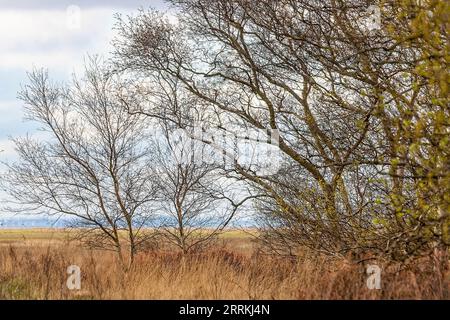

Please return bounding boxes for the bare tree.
[112,0,449,261]
[112,1,379,258]
[2,60,157,268]
[147,124,251,253]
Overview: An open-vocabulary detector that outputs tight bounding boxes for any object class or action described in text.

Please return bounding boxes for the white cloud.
[0,0,162,10]
[0,8,118,74]
[0,138,17,162]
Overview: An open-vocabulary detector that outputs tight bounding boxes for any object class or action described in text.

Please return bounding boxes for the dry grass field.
[0,229,448,300]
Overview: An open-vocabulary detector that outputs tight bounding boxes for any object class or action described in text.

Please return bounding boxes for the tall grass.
[0,242,448,299]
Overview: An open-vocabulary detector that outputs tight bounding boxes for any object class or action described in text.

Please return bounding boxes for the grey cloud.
[0,0,167,10]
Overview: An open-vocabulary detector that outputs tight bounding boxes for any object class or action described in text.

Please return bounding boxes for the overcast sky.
[0,1,168,216]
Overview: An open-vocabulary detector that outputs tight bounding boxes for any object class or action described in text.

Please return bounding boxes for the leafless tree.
[112,1,376,258]
[112,0,448,261]
[113,59,259,253]
[1,60,158,268]
[147,124,252,253]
